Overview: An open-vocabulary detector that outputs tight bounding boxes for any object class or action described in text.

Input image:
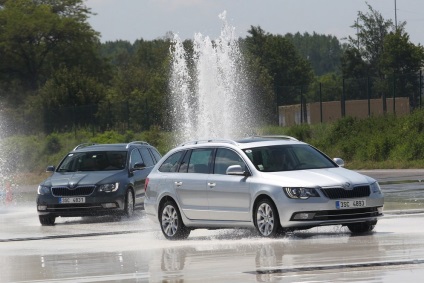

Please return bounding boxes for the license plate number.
[336,199,366,209]
[60,197,85,204]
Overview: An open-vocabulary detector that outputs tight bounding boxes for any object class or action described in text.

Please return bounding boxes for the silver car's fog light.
[101,203,117,208]
[293,212,316,220]
[284,187,320,199]
[378,207,383,214]
[38,205,47,211]
[98,183,119,193]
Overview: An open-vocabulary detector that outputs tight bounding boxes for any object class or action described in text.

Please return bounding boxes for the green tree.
[0,0,102,92]
[285,32,344,76]
[244,26,314,109]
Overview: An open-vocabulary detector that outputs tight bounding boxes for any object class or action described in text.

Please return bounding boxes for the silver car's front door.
[207,148,251,221]
[173,148,213,220]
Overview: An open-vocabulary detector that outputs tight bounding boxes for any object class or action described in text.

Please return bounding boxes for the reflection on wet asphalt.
[1,170,424,282]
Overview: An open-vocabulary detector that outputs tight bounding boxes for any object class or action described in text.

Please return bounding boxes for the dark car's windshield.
[57,151,127,172]
[243,144,337,172]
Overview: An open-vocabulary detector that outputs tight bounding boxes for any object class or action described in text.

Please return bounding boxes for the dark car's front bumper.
[36,194,126,217]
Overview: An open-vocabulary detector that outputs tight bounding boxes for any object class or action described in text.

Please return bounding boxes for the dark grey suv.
[36,141,161,225]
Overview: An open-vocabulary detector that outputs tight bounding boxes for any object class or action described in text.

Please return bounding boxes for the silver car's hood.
[260,167,374,187]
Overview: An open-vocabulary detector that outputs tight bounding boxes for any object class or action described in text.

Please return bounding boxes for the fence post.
[420,70,422,109]
[341,78,346,117]
[367,77,371,117]
[393,73,396,115]
[319,82,323,123]
[300,88,303,124]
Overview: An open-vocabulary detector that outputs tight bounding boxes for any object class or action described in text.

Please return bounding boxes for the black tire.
[124,189,134,218]
[254,198,282,237]
[39,215,56,226]
[159,200,190,240]
[347,222,376,234]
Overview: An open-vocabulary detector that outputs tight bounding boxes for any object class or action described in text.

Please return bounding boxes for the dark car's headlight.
[284,187,320,199]
[370,182,382,194]
[37,185,51,195]
[98,183,119,193]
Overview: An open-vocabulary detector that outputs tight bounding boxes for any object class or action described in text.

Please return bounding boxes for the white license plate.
[336,199,366,209]
[59,197,85,204]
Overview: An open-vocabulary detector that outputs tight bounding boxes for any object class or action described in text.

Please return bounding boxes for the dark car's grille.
[52,186,95,197]
[321,185,370,199]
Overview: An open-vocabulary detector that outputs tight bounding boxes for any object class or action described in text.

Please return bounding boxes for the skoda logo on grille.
[69,183,77,190]
[342,182,352,190]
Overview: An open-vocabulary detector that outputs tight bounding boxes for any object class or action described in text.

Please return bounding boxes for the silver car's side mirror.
[333,158,345,167]
[226,165,250,177]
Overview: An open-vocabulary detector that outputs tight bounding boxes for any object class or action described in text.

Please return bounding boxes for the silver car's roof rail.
[253,135,299,141]
[73,143,96,151]
[126,141,150,148]
[179,139,238,147]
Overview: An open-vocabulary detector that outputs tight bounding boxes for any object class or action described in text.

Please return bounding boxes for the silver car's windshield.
[243,144,337,172]
[57,151,127,172]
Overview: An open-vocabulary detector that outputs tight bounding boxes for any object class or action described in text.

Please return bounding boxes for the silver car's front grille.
[321,185,370,199]
[52,186,95,197]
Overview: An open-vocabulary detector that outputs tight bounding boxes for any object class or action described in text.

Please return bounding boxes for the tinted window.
[57,151,128,172]
[243,144,336,172]
[140,147,154,167]
[130,149,143,168]
[150,148,162,163]
[187,148,213,174]
[159,151,185,172]
[214,148,246,174]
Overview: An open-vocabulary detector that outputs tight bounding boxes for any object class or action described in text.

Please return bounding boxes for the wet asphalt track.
[1,169,424,283]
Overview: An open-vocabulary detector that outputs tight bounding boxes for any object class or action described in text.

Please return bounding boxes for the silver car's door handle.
[208,182,216,188]
[175,181,183,187]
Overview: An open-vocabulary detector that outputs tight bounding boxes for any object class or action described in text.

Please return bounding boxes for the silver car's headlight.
[283,187,320,199]
[37,185,51,195]
[370,182,382,194]
[98,183,119,193]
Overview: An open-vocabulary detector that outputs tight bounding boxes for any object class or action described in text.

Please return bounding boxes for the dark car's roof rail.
[73,143,96,151]
[126,141,150,148]
[252,135,299,141]
[179,139,238,147]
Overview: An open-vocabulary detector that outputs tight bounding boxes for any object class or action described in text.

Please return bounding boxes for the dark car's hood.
[43,171,123,187]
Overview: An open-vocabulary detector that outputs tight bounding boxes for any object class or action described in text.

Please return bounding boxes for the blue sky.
[85,0,424,45]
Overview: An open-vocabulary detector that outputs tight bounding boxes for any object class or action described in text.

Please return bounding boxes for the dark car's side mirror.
[131,162,146,172]
[226,165,250,177]
[46,166,55,172]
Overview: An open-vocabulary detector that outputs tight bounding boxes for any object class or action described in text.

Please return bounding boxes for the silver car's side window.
[214,148,246,175]
[187,148,213,174]
[158,151,185,172]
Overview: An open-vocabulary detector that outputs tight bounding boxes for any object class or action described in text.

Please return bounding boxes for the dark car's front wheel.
[124,189,134,217]
[39,215,56,226]
[254,198,282,237]
[347,221,376,234]
[159,200,190,240]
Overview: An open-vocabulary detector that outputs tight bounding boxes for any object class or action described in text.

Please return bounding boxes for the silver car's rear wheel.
[255,199,281,237]
[160,200,190,240]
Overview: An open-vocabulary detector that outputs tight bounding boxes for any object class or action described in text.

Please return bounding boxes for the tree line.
[0,0,423,137]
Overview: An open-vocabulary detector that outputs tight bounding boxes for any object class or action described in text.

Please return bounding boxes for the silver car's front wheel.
[160,200,190,240]
[255,199,281,237]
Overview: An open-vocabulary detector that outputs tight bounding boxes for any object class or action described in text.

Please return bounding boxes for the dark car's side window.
[214,148,246,174]
[187,148,213,174]
[159,151,185,172]
[150,148,162,163]
[130,148,143,169]
[139,147,154,167]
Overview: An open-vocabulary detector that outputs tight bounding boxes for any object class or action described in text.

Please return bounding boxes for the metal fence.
[277,72,423,126]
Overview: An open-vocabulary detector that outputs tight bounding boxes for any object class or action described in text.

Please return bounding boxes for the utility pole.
[394,0,397,31]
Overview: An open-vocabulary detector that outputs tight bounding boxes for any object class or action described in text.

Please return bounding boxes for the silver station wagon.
[144,136,384,240]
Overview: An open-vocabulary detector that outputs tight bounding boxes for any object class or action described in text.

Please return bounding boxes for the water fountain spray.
[169,11,256,144]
